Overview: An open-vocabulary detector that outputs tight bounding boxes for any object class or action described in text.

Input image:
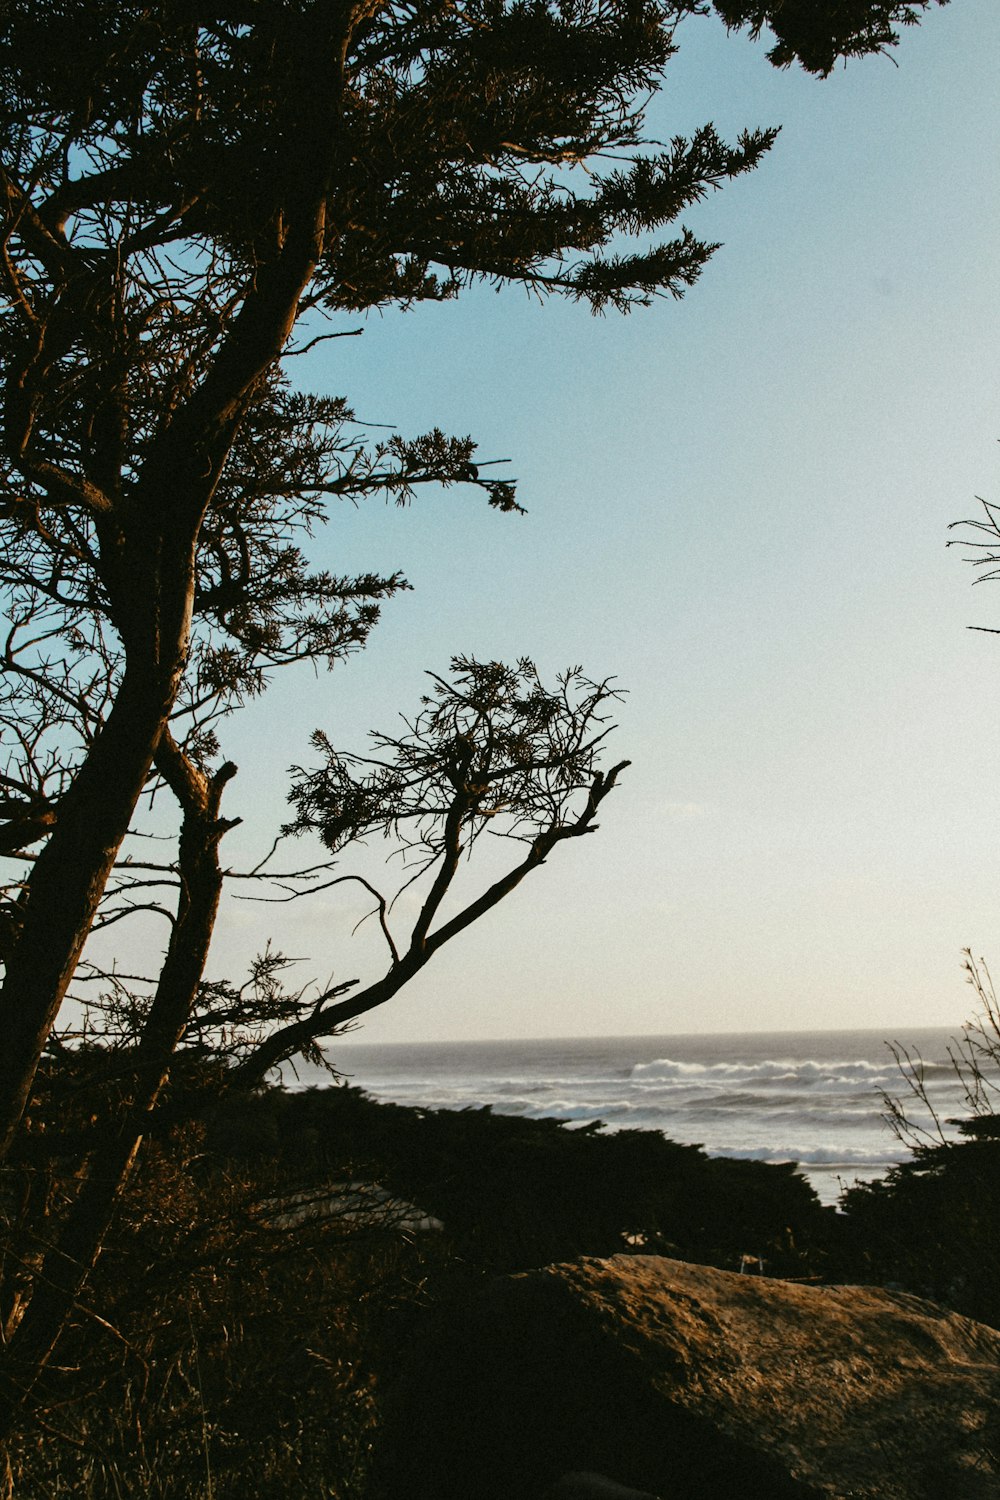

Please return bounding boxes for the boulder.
[540,1472,663,1500]
[378,1254,1000,1500]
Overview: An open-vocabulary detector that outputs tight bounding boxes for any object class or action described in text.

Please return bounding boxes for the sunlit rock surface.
[380,1254,1000,1500]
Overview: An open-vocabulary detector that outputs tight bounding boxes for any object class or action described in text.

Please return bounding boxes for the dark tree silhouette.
[0,0,948,1445]
[0,655,627,1435]
[713,0,946,76]
[0,0,779,1164]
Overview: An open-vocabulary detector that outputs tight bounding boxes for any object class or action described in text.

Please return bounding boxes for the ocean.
[283,1027,971,1206]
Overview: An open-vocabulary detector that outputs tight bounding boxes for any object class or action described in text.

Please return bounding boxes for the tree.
[836,953,1000,1328]
[711,0,946,75]
[0,0,947,1447]
[74,655,630,1084]
[0,0,948,1158]
[0,0,779,1166]
[0,654,628,1435]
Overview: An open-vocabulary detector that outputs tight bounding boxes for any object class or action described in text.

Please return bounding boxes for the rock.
[541,1472,663,1500]
[378,1254,1000,1500]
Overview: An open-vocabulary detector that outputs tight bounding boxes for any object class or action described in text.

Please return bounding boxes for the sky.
[172,0,1000,1044]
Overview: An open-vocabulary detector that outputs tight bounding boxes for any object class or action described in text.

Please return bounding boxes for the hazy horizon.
[331,1022,962,1046]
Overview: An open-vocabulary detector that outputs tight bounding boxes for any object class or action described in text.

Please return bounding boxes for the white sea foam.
[630,1056,901,1087]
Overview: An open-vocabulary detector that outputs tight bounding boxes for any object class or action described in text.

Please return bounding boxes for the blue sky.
[194,0,1000,1043]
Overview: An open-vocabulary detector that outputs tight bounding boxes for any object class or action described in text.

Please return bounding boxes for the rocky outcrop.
[379,1254,1000,1500]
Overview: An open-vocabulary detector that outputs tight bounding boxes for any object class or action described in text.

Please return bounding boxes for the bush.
[5,1076,834,1496]
[836,955,1000,1327]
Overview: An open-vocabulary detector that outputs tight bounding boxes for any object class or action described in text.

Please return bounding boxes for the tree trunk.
[0,657,187,1160]
[0,748,235,1441]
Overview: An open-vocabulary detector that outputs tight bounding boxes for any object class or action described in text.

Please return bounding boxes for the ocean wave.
[665,1088,893,1113]
[494,1081,555,1097]
[628,1055,945,1090]
[682,1104,885,1130]
[522,1098,634,1121]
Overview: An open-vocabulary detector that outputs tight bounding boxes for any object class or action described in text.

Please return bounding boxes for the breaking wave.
[630,1055,915,1089]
